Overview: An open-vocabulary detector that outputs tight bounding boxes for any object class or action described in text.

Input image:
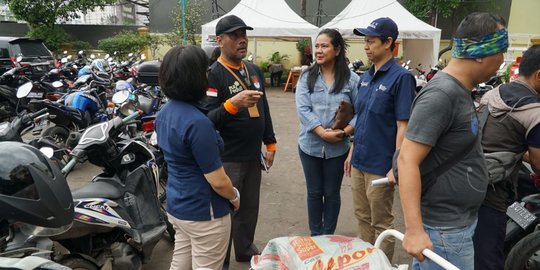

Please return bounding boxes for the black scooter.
[504,162,540,269]
[46,111,173,270]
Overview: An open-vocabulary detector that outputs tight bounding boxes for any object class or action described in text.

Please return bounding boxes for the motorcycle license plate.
[27,92,44,98]
[507,202,537,229]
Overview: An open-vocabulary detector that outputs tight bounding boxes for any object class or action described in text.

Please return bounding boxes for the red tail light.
[46,93,62,101]
[142,120,155,132]
[531,173,540,191]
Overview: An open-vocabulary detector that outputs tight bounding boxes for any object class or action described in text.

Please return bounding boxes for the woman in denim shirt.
[296,29,360,236]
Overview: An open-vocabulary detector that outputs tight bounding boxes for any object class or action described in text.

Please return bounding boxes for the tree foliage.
[26,25,69,53]
[404,0,461,26]
[163,0,206,46]
[98,31,147,58]
[6,0,117,29]
[98,31,163,59]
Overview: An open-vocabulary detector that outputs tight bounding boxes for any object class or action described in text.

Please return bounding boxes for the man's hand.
[230,90,262,108]
[265,151,275,169]
[344,147,353,177]
[386,169,396,187]
[403,229,433,261]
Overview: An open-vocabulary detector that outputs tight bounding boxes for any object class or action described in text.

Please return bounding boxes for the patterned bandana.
[452,28,509,59]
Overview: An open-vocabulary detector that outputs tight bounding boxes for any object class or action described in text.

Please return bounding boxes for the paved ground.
[65,86,412,269]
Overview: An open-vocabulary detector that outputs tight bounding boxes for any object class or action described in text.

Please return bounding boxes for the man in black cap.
[202,15,277,267]
[344,17,416,261]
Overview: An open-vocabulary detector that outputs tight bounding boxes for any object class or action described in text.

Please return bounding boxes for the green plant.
[98,31,147,59]
[269,51,289,64]
[68,40,93,51]
[259,61,270,73]
[296,39,309,53]
[27,25,69,53]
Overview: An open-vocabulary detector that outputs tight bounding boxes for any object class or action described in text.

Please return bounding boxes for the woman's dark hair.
[520,45,540,78]
[454,12,506,40]
[159,45,209,102]
[305,28,350,93]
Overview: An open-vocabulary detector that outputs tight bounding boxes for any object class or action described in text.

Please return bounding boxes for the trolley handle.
[374,229,459,270]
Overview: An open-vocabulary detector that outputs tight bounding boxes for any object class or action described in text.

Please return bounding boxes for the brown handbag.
[331,101,354,130]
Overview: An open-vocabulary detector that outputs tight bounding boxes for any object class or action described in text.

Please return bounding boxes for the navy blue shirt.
[155,100,229,221]
[352,59,416,176]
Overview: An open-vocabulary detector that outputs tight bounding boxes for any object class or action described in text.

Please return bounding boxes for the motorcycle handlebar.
[62,158,77,175]
[122,110,143,124]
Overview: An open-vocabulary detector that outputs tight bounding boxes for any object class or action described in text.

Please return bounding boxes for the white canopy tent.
[322,0,441,69]
[201,0,319,60]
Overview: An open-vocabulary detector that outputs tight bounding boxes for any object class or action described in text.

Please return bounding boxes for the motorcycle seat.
[72,181,123,200]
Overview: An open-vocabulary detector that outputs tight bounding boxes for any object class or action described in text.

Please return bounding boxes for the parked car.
[0,37,56,80]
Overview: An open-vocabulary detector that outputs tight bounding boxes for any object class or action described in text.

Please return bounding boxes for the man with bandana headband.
[396,12,507,270]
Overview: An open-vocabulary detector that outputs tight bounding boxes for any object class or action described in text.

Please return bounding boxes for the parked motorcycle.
[0,142,74,269]
[504,162,540,269]
[47,111,173,269]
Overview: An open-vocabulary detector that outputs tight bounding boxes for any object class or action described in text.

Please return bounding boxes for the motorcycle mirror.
[90,54,95,59]
[78,50,84,55]
[61,57,68,64]
[112,90,130,104]
[39,147,54,158]
[104,54,110,59]
[63,50,68,54]
[16,81,33,98]
[52,81,63,88]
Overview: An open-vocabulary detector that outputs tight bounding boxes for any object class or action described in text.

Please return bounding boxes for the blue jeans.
[413,221,477,270]
[299,148,347,236]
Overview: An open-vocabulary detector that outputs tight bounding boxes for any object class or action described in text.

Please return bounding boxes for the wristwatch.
[229,187,240,203]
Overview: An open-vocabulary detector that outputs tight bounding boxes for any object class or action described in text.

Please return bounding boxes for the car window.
[11,42,52,58]
[0,48,8,58]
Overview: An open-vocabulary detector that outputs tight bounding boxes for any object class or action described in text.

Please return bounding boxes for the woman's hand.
[321,129,345,143]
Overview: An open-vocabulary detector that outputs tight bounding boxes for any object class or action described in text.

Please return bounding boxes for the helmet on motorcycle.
[114,80,134,92]
[0,142,73,228]
[77,66,92,78]
[91,59,111,74]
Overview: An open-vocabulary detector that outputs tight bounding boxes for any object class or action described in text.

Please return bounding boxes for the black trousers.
[270,71,283,87]
[473,204,506,270]
[223,161,262,262]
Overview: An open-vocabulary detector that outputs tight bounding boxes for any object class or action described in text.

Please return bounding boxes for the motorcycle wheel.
[42,126,70,147]
[60,257,98,270]
[505,230,540,270]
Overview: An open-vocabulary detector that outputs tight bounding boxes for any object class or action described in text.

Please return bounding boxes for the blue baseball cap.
[354,17,399,41]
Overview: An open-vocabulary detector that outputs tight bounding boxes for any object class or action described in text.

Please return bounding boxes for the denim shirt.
[296,69,360,158]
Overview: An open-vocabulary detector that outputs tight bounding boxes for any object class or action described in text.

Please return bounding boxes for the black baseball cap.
[353,17,398,41]
[216,15,253,36]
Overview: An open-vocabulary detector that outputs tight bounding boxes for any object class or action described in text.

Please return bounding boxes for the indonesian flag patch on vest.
[206,87,218,97]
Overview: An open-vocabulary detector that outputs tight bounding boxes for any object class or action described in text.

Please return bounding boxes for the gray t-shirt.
[406,72,488,227]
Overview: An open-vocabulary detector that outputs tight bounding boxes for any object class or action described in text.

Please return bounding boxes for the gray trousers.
[223,161,262,261]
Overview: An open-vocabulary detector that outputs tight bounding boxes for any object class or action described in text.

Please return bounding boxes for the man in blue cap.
[344,17,416,261]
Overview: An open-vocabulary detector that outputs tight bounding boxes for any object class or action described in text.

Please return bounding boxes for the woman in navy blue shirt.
[155,45,240,270]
